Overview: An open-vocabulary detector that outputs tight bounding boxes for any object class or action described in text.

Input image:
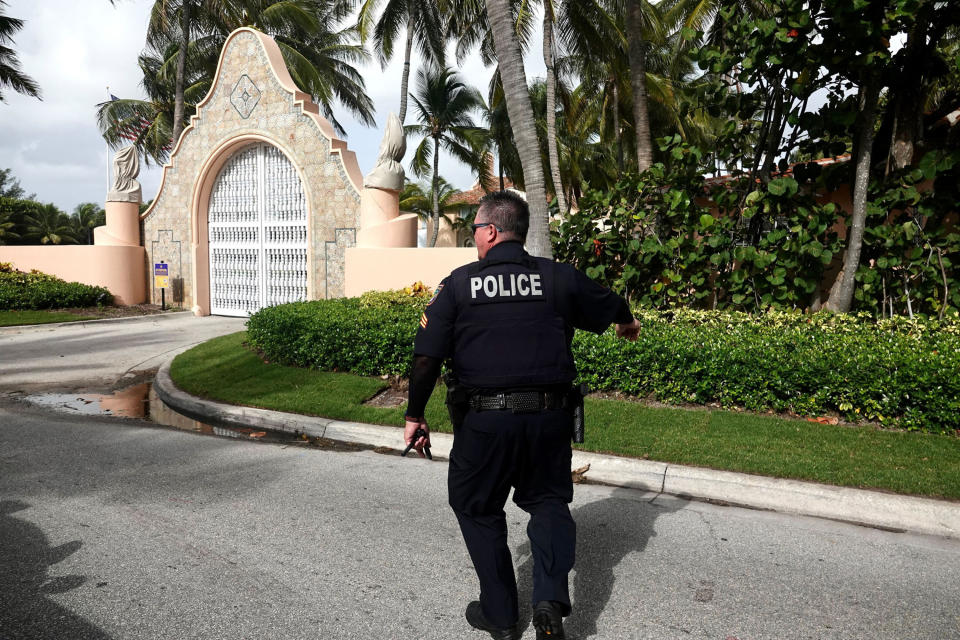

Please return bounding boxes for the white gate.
[208,144,308,316]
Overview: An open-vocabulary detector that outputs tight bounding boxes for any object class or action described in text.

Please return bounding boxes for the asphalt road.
[0,313,246,392]
[1,316,959,639]
[2,401,959,640]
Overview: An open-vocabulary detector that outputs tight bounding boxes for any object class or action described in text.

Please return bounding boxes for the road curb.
[154,360,960,540]
[0,310,193,335]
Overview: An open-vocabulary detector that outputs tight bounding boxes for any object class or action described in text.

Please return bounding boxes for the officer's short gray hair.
[477,191,529,242]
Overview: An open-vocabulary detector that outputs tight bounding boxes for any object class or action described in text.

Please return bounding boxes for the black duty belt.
[469,390,569,413]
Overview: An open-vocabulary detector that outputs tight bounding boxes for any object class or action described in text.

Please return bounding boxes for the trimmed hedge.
[246,295,960,434]
[0,265,113,310]
[246,289,429,377]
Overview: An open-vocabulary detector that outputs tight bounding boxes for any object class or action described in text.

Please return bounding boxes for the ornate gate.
[208,144,308,316]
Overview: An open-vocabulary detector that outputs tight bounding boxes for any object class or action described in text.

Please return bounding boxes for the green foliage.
[855,150,960,319]
[0,266,113,310]
[553,136,845,312]
[246,294,960,435]
[573,309,960,435]
[246,295,428,378]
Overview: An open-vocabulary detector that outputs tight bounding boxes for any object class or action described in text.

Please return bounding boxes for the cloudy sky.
[0,0,545,214]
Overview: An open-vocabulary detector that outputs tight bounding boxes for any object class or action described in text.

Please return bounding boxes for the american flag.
[100,94,153,143]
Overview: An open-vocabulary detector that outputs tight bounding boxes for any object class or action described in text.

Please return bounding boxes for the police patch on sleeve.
[427,283,443,306]
[469,272,544,303]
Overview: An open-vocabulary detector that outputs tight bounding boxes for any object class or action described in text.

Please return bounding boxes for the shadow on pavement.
[0,500,113,640]
[514,487,680,639]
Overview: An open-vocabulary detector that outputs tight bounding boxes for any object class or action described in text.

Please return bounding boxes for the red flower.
[787,28,799,37]
[593,239,602,257]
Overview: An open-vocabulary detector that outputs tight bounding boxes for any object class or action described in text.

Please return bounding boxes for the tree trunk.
[612,80,623,171]
[398,9,415,125]
[889,16,930,171]
[543,11,567,215]
[486,0,552,258]
[171,0,191,148]
[429,135,441,247]
[823,80,882,313]
[625,0,653,173]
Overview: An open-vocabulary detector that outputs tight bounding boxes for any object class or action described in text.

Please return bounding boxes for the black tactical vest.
[448,248,576,389]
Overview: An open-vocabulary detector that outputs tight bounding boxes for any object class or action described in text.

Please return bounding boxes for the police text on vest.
[470,273,543,299]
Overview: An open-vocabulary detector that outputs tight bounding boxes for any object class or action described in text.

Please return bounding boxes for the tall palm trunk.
[398,6,414,124]
[486,0,552,258]
[625,0,653,173]
[824,79,882,313]
[171,0,191,148]
[612,80,623,171]
[429,134,441,247]
[543,12,567,215]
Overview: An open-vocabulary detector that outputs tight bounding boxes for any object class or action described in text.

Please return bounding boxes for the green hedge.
[247,295,960,434]
[246,290,428,377]
[0,266,113,310]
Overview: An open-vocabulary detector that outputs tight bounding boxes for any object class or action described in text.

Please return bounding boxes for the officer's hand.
[615,318,641,341]
[404,417,431,458]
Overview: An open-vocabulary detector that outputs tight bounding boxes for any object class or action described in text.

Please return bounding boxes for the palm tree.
[72,203,106,245]
[485,0,552,258]
[97,37,210,165]
[24,204,77,245]
[357,0,444,124]
[540,0,567,214]
[622,0,664,173]
[400,177,460,220]
[483,73,522,191]
[204,0,375,135]
[0,1,40,102]
[0,205,20,245]
[146,1,223,147]
[405,65,487,247]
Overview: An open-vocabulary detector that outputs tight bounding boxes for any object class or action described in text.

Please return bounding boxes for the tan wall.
[141,28,363,315]
[0,245,146,305]
[344,247,477,296]
[425,216,461,247]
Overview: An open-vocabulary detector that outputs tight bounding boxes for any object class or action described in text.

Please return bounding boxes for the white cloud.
[0,0,544,212]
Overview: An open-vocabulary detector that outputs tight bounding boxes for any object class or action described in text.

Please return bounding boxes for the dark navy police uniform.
[409,240,633,629]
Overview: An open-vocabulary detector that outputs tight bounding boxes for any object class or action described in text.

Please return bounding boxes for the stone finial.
[107,146,142,204]
[363,113,406,192]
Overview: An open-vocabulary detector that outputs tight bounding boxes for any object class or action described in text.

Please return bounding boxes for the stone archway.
[141,28,363,316]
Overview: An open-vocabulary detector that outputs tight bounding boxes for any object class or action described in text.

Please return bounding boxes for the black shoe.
[465,601,521,640]
[532,600,566,639]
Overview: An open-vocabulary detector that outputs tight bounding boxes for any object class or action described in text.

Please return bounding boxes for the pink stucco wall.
[344,247,477,297]
[0,245,146,305]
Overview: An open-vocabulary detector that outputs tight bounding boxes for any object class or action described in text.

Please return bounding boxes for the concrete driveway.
[0,313,246,392]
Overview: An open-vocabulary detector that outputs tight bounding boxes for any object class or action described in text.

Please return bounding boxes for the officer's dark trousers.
[448,407,575,629]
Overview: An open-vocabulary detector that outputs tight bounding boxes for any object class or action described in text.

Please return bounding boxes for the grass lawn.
[170,331,960,501]
[0,310,99,326]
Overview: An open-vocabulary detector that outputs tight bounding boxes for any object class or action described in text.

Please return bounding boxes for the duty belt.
[469,390,569,413]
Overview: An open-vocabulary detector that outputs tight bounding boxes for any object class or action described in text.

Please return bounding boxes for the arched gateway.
[141,28,363,316]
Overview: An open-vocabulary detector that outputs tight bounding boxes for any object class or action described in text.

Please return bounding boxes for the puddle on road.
[22,382,372,452]
[25,383,151,418]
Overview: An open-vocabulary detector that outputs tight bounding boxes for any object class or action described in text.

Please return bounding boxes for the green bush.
[0,266,113,310]
[572,309,960,434]
[247,295,960,435]
[247,296,428,377]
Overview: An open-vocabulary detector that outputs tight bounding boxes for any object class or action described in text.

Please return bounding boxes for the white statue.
[107,146,142,203]
[363,113,406,192]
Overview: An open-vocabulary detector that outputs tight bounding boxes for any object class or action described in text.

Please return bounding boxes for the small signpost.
[154,262,169,310]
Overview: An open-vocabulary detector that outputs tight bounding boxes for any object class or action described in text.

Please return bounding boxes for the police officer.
[404,191,640,640]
